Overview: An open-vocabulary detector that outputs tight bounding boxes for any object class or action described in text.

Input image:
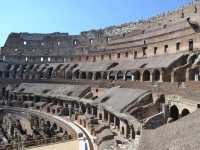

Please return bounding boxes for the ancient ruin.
[1,1,200,150]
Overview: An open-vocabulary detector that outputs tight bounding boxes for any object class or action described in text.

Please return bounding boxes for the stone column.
[186,68,190,82]
[106,72,109,80]
[92,73,95,80]
[130,128,133,139]
[114,116,117,129]
[141,71,143,82]
[160,70,163,82]
[79,103,82,113]
[114,74,117,80]
[171,71,175,83]
[125,124,128,138]
[108,112,111,124]
[91,106,95,116]
[103,110,106,122]
[85,106,89,114]
[150,72,153,82]
[68,103,73,119]
[123,73,126,80]
[86,72,89,80]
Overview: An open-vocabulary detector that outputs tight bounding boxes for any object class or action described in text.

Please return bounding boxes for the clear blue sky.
[0,0,192,46]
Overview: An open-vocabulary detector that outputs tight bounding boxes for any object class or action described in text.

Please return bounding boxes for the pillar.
[141,71,143,82]
[91,106,95,116]
[79,103,82,113]
[86,106,89,114]
[150,72,153,82]
[186,68,190,82]
[114,116,117,129]
[108,112,111,124]
[171,71,175,83]
[114,74,117,80]
[130,128,133,139]
[123,74,126,80]
[160,70,163,82]
[78,72,81,80]
[107,73,109,80]
[92,73,95,80]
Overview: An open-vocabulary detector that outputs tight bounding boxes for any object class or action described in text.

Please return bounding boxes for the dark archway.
[46,67,53,79]
[0,71,2,79]
[4,71,9,79]
[109,71,115,80]
[143,70,151,81]
[122,126,125,135]
[81,72,87,79]
[125,71,134,81]
[102,72,108,80]
[134,71,140,81]
[131,126,135,139]
[152,69,160,81]
[181,109,190,117]
[158,94,165,103]
[95,72,101,80]
[170,105,179,120]
[65,71,73,79]
[81,104,86,114]
[117,71,124,80]
[88,72,93,80]
[2,87,6,97]
[74,70,80,79]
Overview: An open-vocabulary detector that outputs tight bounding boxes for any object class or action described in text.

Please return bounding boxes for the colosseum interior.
[1,1,200,150]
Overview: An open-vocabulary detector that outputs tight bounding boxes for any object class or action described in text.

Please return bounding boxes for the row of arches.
[170,105,190,121]
[76,69,161,82]
[0,63,166,82]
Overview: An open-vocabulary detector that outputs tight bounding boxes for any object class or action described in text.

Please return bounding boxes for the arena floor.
[28,140,79,150]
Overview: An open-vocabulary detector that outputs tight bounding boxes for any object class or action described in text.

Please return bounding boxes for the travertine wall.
[1,1,200,64]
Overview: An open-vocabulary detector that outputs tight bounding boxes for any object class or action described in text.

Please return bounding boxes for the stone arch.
[134,71,141,81]
[6,64,11,77]
[2,87,6,97]
[95,72,101,80]
[158,94,165,103]
[65,71,73,79]
[81,72,87,79]
[181,108,190,117]
[109,71,116,80]
[188,68,199,81]
[121,126,125,135]
[102,72,108,80]
[117,71,124,80]
[131,126,135,139]
[86,103,91,114]
[152,69,160,81]
[4,71,9,79]
[170,105,179,121]
[74,70,80,79]
[80,104,86,114]
[125,71,134,81]
[88,72,93,80]
[173,69,186,82]
[47,67,53,79]
[10,94,13,101]
[143,70,151,81]
[47,107,51,113]
[0,71,2,79]
[23,95,27,101]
